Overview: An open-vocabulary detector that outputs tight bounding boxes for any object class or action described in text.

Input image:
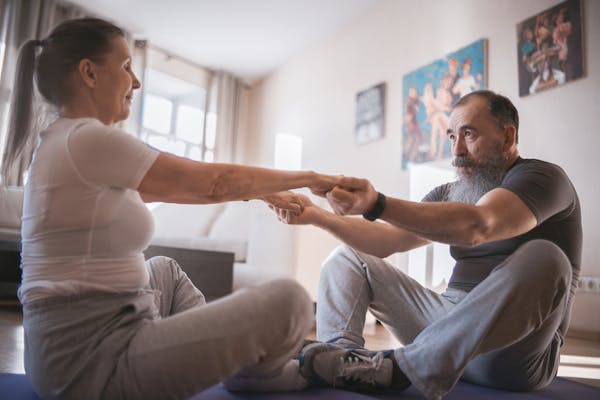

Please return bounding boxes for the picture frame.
[401,39,487,169]
[516,0,584,97]
[355,82,386,145]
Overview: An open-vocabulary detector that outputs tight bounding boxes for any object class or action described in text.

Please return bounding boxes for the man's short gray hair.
[453,90,520,143]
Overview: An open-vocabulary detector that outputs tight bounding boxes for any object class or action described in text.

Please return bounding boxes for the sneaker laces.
[336,351,385,386]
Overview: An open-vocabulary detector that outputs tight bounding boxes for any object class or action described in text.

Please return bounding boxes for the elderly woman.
[1,18,339,400]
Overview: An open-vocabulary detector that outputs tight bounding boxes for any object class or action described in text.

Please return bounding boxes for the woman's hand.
[264,192,321,225]
[262,191,305,214]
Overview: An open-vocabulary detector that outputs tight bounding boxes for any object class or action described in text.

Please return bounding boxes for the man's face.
[446,96,507,203]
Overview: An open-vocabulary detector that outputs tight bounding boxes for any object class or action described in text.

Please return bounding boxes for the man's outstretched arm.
[328,177,537,247]
[265,192,429,258]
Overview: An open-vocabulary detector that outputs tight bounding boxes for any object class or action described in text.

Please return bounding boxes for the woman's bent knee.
[259,279,313,328]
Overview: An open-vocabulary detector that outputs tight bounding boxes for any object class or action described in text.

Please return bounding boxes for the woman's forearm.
[138,153,335,204]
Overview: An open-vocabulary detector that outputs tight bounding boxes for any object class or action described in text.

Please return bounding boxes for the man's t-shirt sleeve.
[501,161,576,225]
[421,183,452,202]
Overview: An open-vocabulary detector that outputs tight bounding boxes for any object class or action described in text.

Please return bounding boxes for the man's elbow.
[462,219,493,247]
[376,249,396,258]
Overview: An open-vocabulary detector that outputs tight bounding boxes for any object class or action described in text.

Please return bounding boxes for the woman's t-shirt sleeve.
[67,121,160,189]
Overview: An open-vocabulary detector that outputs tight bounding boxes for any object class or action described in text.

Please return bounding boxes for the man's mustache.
[452,156,478,168]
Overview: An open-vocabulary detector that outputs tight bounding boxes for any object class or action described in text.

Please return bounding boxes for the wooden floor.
[1,302,599,388]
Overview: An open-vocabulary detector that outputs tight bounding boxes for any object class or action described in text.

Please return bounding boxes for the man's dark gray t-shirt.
[423,157,582,334]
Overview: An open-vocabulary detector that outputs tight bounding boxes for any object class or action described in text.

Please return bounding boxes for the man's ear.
[503,125,518,153]
[78,59,97,89]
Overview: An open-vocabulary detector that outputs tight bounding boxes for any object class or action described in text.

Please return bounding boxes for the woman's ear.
[78,59,97,89]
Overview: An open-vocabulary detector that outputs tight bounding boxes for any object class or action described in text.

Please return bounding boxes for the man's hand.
[265,192,321,225]
[326,176,378,216]
[309,173,343,197]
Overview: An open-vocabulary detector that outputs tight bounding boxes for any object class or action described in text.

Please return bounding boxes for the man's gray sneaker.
[299,342,409,393]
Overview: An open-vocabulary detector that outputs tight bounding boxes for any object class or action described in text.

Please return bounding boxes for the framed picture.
[402,39,487,169]
[355,82,385,145]
[516,0,584,97]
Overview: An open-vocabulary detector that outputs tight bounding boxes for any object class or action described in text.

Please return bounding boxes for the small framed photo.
[355,82,385,145]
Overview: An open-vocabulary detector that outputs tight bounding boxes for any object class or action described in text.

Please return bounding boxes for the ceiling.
[67,0,380,83]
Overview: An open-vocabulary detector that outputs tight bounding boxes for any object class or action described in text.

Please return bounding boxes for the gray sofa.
[0,187,23,296]
[0,187,296,298]
[150,200,295,291]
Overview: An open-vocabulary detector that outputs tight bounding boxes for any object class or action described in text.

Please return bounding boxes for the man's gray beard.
[448,156,506,205]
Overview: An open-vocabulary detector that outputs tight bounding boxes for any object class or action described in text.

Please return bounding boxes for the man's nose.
[452,135,467,156]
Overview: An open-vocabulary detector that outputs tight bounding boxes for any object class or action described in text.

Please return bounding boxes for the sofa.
[0,186,22,243]
[0,186,23,296]
[0,187,296,296]
[150,200,295,291]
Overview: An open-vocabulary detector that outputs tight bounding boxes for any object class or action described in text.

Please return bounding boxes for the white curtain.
[209,71,244,164]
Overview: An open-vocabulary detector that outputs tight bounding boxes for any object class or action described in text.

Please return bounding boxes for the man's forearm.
[313,209,428,258]
[379,197,488,247]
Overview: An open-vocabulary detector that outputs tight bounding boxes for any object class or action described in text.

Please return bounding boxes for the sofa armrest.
[0,187,23,231]
[144,245,234,302]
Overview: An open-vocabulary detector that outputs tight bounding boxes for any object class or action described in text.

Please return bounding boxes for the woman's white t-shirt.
[19,117,160,304]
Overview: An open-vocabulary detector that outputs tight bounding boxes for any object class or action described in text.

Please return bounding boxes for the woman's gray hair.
[1,18,123,184]
[1,39,39,184]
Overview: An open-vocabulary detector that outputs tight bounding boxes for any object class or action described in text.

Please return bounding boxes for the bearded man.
[267,90,581,399]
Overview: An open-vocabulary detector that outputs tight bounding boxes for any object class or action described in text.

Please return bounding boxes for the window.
[139,47,215,162]
[142,93,172,134]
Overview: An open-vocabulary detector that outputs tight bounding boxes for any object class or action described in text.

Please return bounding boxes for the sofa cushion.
[0,187,23,241]
[0,187,23,230]
[151,203,225,238]
[208,201,256,255]
[150,236,247,262]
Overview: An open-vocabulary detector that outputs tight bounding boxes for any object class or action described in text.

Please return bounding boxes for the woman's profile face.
[92,36,141,124]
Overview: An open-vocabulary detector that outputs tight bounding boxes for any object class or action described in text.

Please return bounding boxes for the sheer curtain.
[0,0,88,185]
[209,71,244,164]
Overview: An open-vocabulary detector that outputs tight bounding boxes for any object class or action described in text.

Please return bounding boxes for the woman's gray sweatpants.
[22,256,313,400]
[316,239,572,400]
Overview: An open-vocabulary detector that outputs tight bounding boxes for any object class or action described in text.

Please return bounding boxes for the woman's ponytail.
[1,39,40,184]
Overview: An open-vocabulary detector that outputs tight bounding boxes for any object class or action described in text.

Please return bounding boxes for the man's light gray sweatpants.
[316,239,572,400]
[23,256,314,400]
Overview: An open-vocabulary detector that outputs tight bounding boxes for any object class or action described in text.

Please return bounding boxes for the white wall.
[244,0,600,330]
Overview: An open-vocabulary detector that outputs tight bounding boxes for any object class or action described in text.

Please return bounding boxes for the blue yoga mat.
[1,373,598,400]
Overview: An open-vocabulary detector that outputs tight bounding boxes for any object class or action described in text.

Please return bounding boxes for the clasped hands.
[262,175,379,225]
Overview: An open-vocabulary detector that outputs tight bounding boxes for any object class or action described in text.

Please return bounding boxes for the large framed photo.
[355,82,385,145]
[516,0,584,97]
[402,39,487,169]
